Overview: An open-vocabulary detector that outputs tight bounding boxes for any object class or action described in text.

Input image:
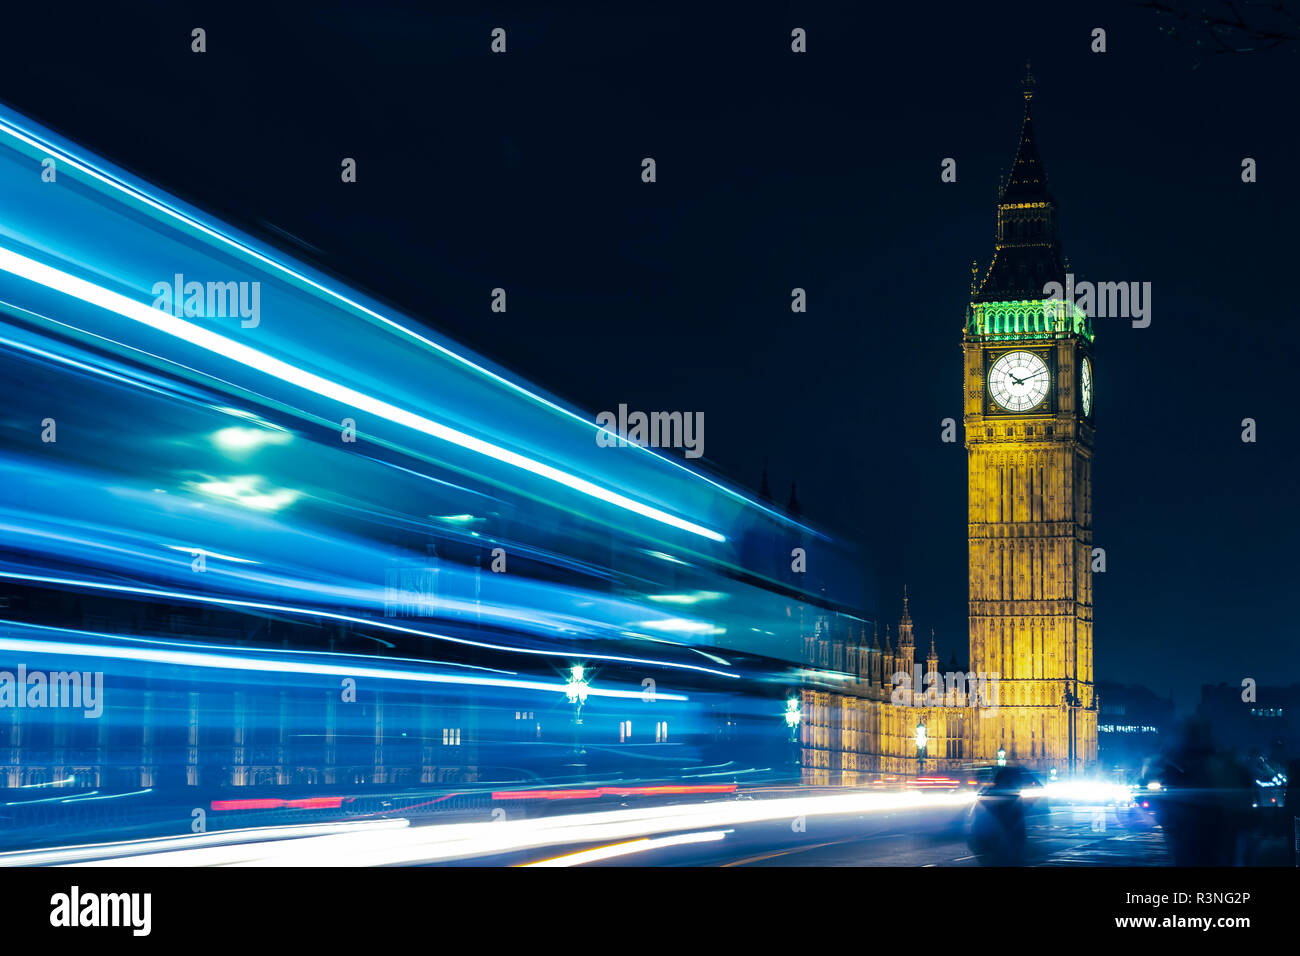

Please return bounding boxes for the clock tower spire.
[972,63,1066,307]
[963,75,1097,773]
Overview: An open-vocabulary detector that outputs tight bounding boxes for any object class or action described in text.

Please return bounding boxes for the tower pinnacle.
[897,587,914,649]
[971,73,1065,304]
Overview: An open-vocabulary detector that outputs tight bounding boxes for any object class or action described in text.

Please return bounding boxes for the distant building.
[1095,681,1173,778]
[1197,682,1298,761]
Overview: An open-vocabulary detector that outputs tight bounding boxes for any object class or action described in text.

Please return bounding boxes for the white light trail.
[164,546,259,565]
[524,829,729,867]
[0,245,724,543]
[0,108,818,537]
[0,635,686,702]
[0,569,739,681]
[0,819,409,867]
[51,789,976,867]
[211,425,293,453]
[1030,780,1131,805]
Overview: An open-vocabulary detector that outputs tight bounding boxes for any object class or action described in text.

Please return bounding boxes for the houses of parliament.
[0,75,1096,794]
[797,74,1099,782]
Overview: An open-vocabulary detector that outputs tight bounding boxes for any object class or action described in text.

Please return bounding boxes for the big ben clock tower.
[964,69,1097,772]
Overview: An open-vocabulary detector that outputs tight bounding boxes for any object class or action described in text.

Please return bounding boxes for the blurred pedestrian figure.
[1154,718,1253,866]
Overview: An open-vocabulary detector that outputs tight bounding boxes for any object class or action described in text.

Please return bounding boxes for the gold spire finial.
[1023,60,1036,100]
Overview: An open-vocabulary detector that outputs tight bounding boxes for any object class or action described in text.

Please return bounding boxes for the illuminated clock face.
[1080,357,1093,417]
[988,351,1050,412]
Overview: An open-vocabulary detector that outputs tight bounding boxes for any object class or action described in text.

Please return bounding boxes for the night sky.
[1,1,1296,710]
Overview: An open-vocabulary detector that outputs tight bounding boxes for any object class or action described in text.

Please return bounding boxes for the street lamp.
[915,720,927,774]
[563,664,590,767]
[1064,687,1079,776]
[997,746,1007,767]
[564,664,590,721]
[785,697,801,741]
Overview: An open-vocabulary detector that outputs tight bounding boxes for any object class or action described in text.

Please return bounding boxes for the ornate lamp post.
[915,720,928,775]
[564,664,590,767]
[784,695,803,779]
[785,696,802,742]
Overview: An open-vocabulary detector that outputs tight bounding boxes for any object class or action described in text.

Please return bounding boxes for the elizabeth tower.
[963,74,1097,772]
